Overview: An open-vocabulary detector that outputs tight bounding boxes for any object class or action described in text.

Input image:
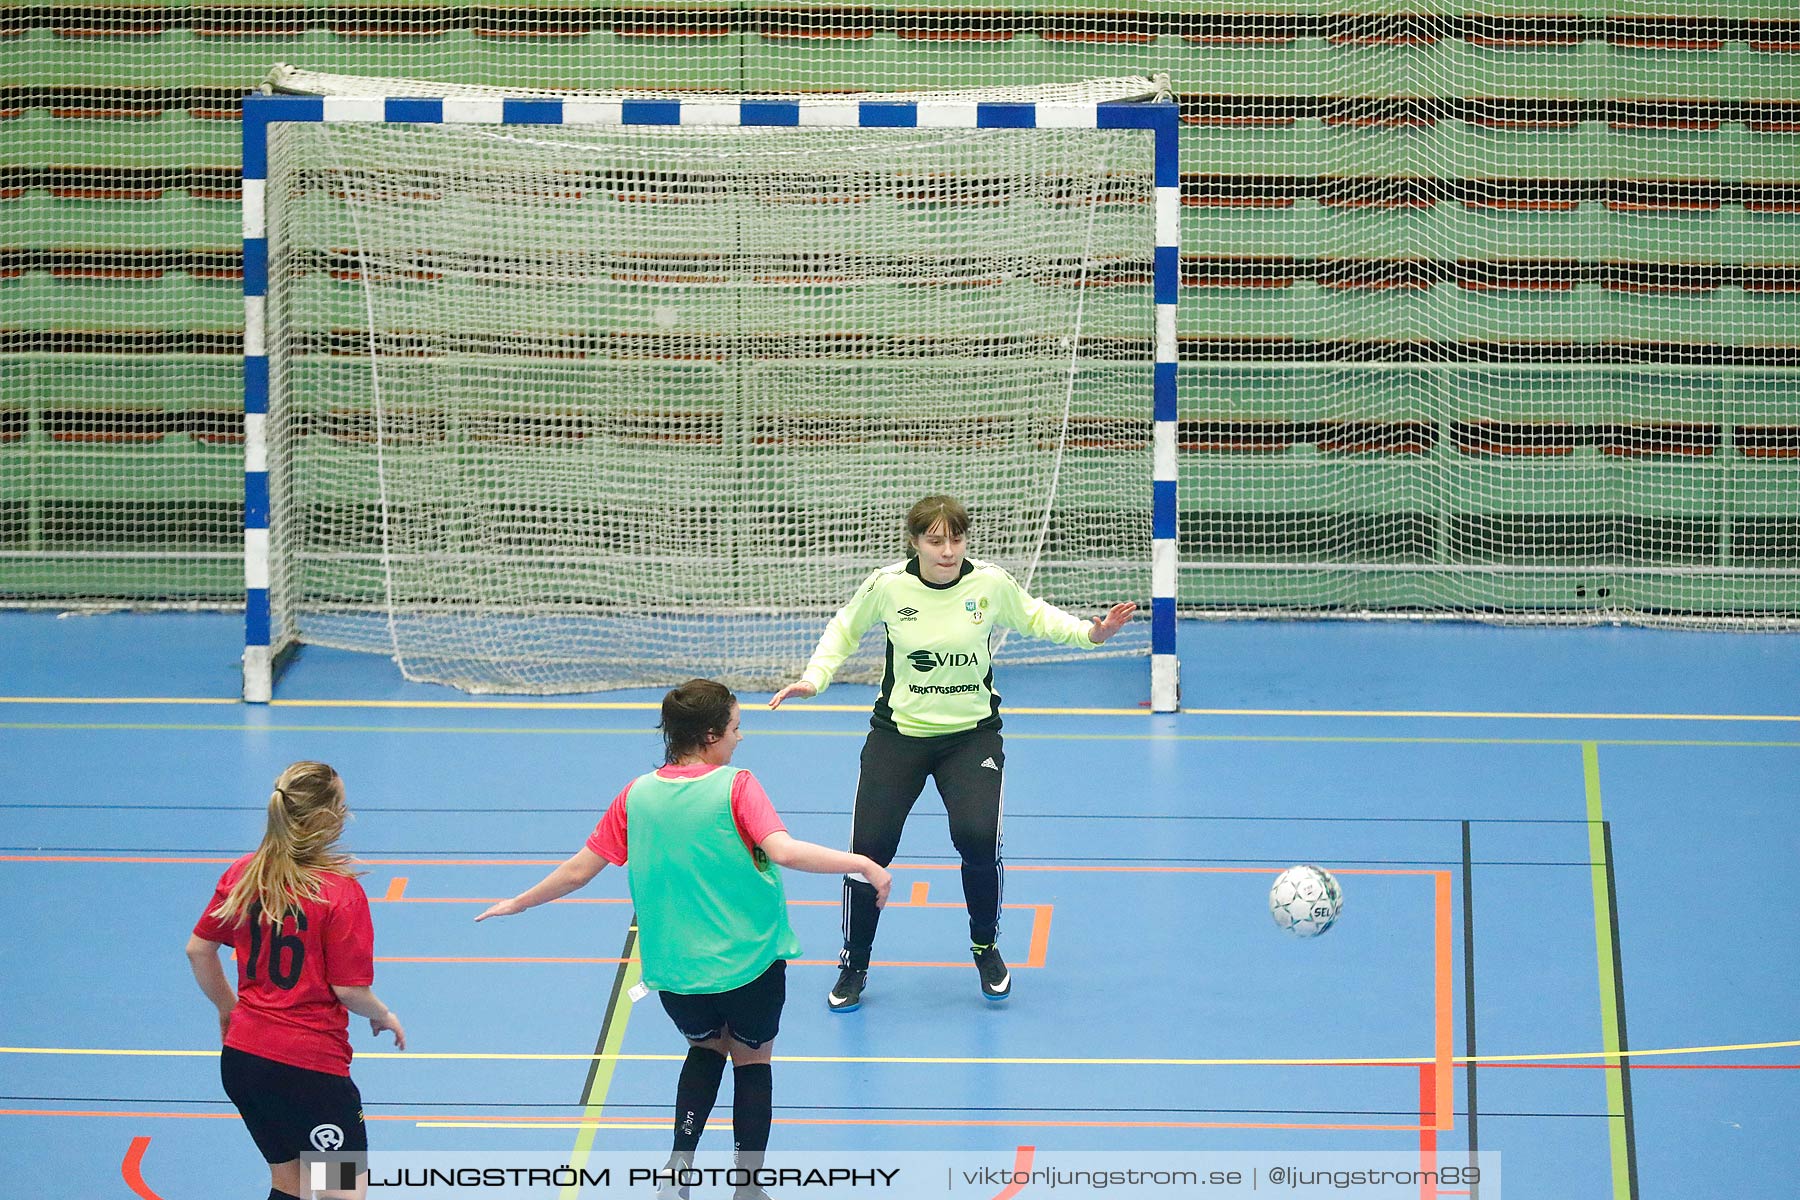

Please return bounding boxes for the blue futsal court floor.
[1,613,1798,1198]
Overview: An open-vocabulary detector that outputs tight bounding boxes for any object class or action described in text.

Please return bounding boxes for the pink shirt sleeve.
[731,770,787,851]
[585,784,632,865]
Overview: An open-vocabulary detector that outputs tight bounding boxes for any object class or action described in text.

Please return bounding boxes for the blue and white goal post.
[241,74,1179,710]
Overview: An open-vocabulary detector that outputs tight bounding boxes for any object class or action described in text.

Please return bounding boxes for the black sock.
[841,877,881,970]
[269,1190,303,1200]
[672,1045,728,1152]
[732,1062,773,1153]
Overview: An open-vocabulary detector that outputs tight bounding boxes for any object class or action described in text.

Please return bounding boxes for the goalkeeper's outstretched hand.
[769,680,817,709]
[1088,601,1139,644]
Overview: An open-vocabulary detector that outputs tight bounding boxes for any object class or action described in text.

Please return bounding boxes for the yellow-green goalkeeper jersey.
[799,557,1098,738]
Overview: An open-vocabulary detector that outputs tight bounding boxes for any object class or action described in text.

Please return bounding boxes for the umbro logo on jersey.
[896,607,919,621]
[980,757,999,771]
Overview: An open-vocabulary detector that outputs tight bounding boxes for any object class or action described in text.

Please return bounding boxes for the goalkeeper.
[770,495,1135,1011]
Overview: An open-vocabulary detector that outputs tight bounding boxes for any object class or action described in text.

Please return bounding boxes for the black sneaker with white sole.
[733,1151,775,1199]
[972,943,1011,1000]
[653,1151,692,1200]
[827,965,867,1012]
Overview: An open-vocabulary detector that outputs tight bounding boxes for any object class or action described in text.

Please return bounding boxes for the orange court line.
[1418,1064,1439,1200]
[121,1135,162,1200]
[374,903,1054,969]
[8,854,1435,1123]
[994,1147,1035,1200]
[3,1109,1434,1133]
[1027,901,1053,969]
[1481,1061,1799,1070]
[0,855,1441,875]
[899,863,1441,876]
[743,1117,1430,1132]
[419,1114,1432,1132]
[4,1110,240,1120]
[379,957,1011,968]
[0,855,244,864]
[6,1055,1782,1073]
[1434,870,1454,1132]
[374,895,1005,910]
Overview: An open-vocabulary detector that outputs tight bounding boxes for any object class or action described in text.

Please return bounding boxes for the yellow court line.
[3,696,1798,723]
[5,720,1800,751]
[561,927,640,1200]
[1584,742,1633,1200]
[1184,707,1800,723]
[277,699,1147,717]
[0,697,1136,717]
[279,699,666,711]
[423,1123,653,1131]
[5,1040,1793,1066]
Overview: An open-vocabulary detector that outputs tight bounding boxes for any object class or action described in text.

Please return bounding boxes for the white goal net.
[258,78,1163,693]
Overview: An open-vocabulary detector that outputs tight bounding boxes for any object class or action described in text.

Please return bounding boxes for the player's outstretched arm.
[1088,600,1138,644]
[768,679,817,709]
[476,848,607,921]
[758,831,890,907]
[771,569,885,707]
[331,985,407,1049]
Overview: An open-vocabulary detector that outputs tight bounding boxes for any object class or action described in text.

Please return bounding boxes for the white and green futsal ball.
[1269,864,1343,937]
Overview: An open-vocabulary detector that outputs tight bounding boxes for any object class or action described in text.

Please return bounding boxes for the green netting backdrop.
[3,5,1797,625]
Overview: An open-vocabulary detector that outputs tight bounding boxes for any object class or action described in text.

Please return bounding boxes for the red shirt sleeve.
[322,877,375,988]
[585,784,632,865]
[192,858,248,944]
[731,770,787,852]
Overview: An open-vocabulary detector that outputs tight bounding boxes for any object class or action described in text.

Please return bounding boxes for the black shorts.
[658,959,787,1049]
[221,1045,368,1164]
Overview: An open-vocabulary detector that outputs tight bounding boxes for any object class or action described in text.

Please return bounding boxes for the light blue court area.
[1,611,1798,1198]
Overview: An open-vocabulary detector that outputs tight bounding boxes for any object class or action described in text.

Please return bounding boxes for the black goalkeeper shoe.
[972,943,1011,1000]
[827,966,867,1013]
[653,1152,692,1200]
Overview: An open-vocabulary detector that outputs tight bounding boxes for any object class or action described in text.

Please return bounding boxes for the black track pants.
[840,724,1004,969]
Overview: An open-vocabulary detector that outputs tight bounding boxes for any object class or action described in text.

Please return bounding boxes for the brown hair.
[211,761,354,927]
[660,678,737,764]
[904,495,970,555]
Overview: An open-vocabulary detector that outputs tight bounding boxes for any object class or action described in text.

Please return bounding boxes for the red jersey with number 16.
[193,854,376,1076]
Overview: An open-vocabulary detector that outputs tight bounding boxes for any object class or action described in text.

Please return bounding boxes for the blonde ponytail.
[211,761,355,928]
